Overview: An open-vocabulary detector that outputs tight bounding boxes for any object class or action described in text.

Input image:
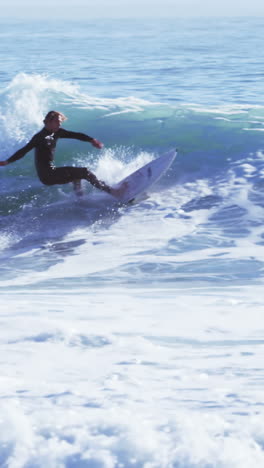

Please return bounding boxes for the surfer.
[0,110,119,196]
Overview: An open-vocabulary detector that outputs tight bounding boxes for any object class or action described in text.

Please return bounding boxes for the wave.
[1,73,263,154]
[0,73,264,255]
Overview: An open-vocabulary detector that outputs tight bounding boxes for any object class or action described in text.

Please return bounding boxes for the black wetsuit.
[7,127,111,192]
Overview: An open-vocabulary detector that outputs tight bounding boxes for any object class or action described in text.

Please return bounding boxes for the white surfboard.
[113,149,176,203]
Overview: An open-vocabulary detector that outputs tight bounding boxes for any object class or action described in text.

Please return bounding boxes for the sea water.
[0,17,264,467]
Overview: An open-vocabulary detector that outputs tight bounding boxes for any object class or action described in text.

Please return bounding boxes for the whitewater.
[0,17,264,468]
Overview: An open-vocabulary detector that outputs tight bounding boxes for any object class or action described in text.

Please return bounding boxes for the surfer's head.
[44,110,67,132]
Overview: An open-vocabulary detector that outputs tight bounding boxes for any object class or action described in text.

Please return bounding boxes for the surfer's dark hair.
[43,110,67,123]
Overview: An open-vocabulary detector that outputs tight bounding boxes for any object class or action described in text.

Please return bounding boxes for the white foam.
[94,148,154,183]
[1,286,264,466]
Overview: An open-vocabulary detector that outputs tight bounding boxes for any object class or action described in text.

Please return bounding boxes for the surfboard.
[113,149,176,203]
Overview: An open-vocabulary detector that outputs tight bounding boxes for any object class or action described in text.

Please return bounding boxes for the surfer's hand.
[0,160,8,166]
[91,138,104,149]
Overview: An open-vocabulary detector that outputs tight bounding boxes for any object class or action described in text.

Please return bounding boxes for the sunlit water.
[0,17,264,468]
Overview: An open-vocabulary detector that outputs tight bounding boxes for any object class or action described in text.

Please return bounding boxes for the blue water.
[1,17,264,467]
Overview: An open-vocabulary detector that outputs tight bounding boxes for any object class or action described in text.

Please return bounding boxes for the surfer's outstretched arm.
[59,128,104,149]
[0,138,36,166]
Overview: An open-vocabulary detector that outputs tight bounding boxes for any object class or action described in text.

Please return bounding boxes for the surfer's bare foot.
[110,182,128,198]
[73,179,84,197]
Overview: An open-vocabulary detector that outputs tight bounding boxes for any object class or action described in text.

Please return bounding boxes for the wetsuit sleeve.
[58,128,94,142]
[7,136,37,164]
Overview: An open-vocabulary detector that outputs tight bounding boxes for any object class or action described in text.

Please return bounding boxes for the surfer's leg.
[40,167,83,185]
[40,167,88,185]
[84,169,112,194]
[40,167,113,194]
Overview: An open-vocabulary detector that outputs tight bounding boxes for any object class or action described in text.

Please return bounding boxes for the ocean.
[0,16,264,467]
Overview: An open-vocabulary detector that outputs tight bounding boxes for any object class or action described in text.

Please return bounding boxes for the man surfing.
[0,110,121,197]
